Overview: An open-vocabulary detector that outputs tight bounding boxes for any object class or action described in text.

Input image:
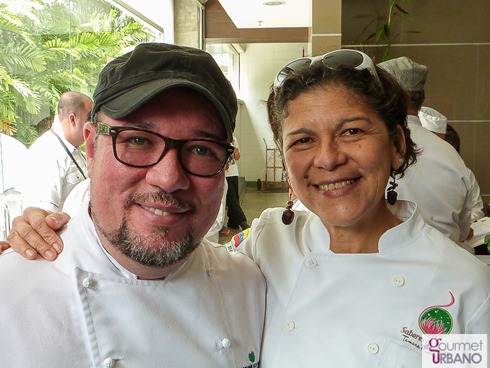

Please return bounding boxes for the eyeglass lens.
[113,129,229,176]
[321,51,364,69]
[276,58,312,85]
[275,50,372,88]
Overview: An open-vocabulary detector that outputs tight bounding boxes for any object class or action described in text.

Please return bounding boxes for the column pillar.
[308,0,342,56]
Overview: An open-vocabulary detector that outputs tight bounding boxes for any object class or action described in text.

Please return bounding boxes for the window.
[206,43,240,94]
[0,0,161,145]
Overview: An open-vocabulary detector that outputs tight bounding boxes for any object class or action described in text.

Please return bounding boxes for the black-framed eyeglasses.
[95,121,234,177]
[274,49,380,88]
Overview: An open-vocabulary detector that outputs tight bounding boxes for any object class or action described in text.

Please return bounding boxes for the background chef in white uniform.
[379,57,475,247]
[418,106,485,229]
[18,91,93,212]
[0,43,265,368]
[229,49,489,367]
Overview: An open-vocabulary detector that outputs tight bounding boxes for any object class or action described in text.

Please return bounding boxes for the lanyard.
[50,129,87,180]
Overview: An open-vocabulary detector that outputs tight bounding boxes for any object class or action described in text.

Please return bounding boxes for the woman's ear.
[392,125,406,170]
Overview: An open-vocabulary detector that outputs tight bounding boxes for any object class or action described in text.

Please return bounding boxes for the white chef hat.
[419,106,447,134]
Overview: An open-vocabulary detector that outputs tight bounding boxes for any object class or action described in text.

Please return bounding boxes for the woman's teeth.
[319,179,354,191]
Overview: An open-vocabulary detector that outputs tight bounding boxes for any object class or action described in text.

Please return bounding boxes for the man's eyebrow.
[122,121,155,130]
[117,122,227,141]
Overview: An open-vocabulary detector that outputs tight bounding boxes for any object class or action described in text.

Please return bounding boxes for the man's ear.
[68,113,76,127]
[84,122,97,159]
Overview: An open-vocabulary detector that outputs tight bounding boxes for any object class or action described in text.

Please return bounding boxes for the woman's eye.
[343,128,361,136]
[294,137,311,145]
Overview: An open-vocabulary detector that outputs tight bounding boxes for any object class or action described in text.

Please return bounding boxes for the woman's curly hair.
[267,60,418,178]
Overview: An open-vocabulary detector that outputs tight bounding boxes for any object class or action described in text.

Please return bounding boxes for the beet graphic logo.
[419,291,454,334]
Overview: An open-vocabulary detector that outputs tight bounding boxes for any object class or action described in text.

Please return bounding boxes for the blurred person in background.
[18,91,92,212]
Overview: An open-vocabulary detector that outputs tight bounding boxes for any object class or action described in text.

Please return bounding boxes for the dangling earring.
[386,173,398,205]
[282,190,295,225]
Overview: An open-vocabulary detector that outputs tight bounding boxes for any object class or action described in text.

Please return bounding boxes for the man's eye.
[129,136,149,145]
[193,146,211,155]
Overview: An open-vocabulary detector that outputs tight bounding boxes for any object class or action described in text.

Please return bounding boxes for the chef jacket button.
[393,276,405,287]
[221,338,232,349]
[207,268,216,277]
[306,258,318,268]
[82,277,92,288]
[367,343,379,355]
[284,320,295,331]
[102,357,116,368]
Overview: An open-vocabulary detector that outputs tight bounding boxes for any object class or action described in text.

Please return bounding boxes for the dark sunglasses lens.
[322,51,363,69]
[276,59,312,85]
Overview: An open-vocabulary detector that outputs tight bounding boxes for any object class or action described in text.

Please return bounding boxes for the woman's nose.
[313,141,347,170]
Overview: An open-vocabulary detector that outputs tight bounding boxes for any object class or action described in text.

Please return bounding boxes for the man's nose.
[145,148,191,192]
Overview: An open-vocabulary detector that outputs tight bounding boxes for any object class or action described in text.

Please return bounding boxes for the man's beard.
[90,193,200,267]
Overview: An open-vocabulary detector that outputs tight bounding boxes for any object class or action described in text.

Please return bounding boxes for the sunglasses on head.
[274,49,380,88]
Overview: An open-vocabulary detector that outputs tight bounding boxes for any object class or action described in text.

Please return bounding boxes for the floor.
[219,187,289,244]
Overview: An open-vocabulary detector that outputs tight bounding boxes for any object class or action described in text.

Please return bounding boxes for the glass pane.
[0,0,159,146]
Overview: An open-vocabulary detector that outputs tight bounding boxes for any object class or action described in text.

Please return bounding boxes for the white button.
[284,320,295,331]
[393,276,405,287]
[221,338,231,349]
[82,278,92,288]
[103,357,115,368]
[207,268,216,277]
[367,343,379,355]
[306,258,318,268]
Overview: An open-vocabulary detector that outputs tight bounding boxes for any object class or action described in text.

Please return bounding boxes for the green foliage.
[363,0,419,61]
[0,0,156,145]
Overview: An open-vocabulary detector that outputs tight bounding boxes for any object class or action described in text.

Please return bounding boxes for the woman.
[231,49,490,366]
[4,50,490,366]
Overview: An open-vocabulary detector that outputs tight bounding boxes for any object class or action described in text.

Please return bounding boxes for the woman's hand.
[0,207,70,261]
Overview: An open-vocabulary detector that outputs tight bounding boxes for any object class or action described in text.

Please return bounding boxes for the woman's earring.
[386,174,398,205]
[282,192,295,225]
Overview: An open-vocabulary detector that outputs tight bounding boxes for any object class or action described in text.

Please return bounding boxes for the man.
[0,43,265,367]
[379,57,475,245]
[225,135,250,231]
[18,91,93,211]
[418,106,447,139]
[419,107,485,229]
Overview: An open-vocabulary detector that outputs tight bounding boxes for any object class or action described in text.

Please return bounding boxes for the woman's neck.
[326,205,402,254]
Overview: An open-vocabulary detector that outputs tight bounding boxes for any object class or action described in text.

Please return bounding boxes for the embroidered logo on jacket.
[418,291,455,334]
[241,350,259,368]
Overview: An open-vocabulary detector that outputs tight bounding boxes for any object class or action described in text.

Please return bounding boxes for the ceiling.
[217,0,311,29]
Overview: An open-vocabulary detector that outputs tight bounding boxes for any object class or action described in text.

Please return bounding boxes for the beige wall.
[342,0,490,203]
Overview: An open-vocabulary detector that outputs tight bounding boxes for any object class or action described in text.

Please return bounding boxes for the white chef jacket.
[18,120,87,212]
[396,115,474,243]
[468,168,485,222]
[0,203,265,368]
[234,200,490,367]
[205,178,228,243]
